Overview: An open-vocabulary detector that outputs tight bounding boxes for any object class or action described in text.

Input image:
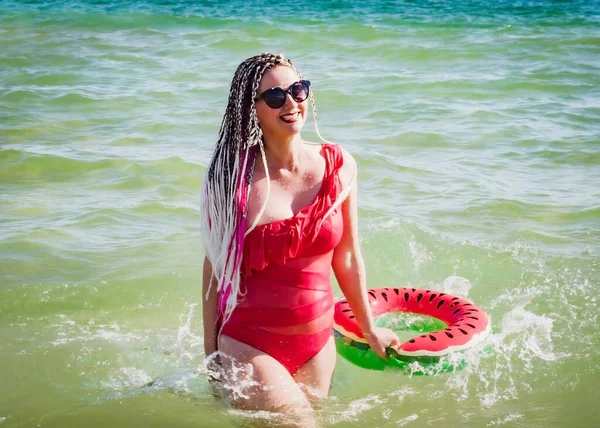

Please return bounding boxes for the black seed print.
[411,288,416,292]
[409,339,415,343]
[445,332,454,339]
[429,335,437,341]
[450,302,459,308]
[404,293,409,302]
[467,316,479,320]
[342,309,351,313]
[349,315,355,319]
[393,289,399,295]
[382,292,388,302]
[466,323,476,329]
[452,309,461,316]
[439,293,446,297]
[458,328,468,335]
[417,293,423,302]
[437,300,445,309]
[368,290,376,298]
[429,294,437,302]
[451,297,459,301]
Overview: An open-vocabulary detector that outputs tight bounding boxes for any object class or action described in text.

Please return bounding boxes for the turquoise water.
[1,0,599,426]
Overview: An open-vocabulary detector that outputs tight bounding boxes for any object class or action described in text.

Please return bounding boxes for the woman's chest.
[246,173,324,228]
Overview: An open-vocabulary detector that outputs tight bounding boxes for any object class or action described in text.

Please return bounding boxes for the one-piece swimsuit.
[221,143,345,374]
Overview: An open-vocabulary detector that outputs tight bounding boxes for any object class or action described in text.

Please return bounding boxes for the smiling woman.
[199,53,400,425]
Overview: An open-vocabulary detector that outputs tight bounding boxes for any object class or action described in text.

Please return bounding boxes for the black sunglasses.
[255,80,311,109]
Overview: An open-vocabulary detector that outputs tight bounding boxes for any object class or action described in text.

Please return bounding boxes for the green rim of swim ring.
[333,329,467,375]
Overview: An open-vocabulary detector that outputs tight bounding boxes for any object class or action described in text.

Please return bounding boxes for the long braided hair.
[199,53,353,330]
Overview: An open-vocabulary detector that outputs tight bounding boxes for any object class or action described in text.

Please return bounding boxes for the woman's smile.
[280,111,301,123]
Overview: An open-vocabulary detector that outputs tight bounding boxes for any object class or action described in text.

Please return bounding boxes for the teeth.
[281,112,299,120]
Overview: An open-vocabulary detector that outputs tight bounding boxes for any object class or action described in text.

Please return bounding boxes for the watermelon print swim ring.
[333,287,491,373]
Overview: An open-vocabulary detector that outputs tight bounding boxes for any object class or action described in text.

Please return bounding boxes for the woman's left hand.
[364,327,401,359]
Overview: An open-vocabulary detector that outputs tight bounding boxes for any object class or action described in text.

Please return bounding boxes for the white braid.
[308,91,357,223]
[245,140,270,236]
[200,53,289,329]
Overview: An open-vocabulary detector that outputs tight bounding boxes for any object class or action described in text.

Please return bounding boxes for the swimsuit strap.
[323,143,344,181]
[319,143,345,201]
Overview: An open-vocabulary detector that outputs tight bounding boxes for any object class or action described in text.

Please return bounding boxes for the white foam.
[103,367,153,391]
[323,394,384,424]
[196,351,262,403]
[486,413,524,426]
[50,314,144,346]
[441,284,565,409]
[442,275,472,298]
[502,306,557,363]
[226,408,283,422]
[324,387,415,425]
[397,413,419,426]
[170,303,203,364]
[408,239,432,269]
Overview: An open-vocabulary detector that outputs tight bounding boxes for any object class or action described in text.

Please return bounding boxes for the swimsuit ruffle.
[242,143,344,277]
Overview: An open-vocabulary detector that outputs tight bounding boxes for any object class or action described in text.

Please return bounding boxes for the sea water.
[1,1,599,426]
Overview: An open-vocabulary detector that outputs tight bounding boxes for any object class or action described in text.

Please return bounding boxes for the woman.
[200,53,400,422]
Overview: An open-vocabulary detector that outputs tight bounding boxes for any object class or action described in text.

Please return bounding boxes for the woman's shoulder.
[319,141,356,186]
[304,141,356,173]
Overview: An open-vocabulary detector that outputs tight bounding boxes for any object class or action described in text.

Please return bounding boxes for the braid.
[200,53,294,328]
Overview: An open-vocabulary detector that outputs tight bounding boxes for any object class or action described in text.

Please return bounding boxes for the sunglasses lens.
[263,89,286,109]
[290,81,309,102]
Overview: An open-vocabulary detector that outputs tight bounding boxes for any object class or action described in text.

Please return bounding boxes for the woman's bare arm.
[332,150,399,358]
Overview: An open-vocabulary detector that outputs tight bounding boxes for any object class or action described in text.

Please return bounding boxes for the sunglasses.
[255,80,311,109]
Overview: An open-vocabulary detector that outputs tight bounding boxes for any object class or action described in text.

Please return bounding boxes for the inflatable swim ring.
[333,287,490,372]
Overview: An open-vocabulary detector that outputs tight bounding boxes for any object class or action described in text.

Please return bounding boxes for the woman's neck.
[262,134,305,172]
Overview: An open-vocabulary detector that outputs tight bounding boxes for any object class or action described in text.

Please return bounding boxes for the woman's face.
[255,65,308,140]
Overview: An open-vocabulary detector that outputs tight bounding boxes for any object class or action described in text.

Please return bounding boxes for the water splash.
[397,413,419,426]
[408,238,432,269]
[323,387,415,425]
[442,275,472,297]
[160,302,203,365]
[486,413,524,426]
[50,314,144,346]
[102,367,153,392]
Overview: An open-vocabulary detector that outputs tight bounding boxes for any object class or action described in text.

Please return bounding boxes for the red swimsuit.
[221,143,345,374]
